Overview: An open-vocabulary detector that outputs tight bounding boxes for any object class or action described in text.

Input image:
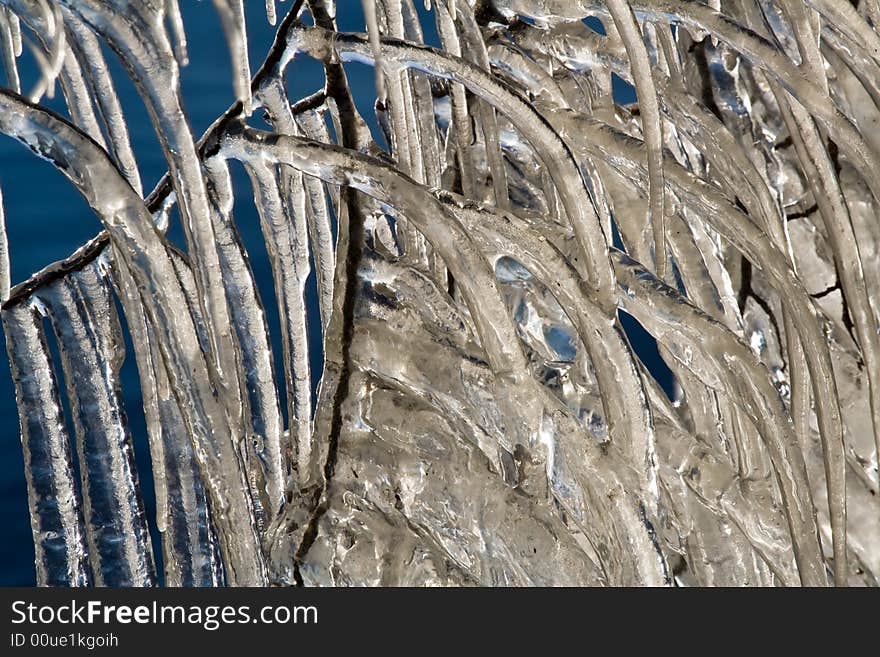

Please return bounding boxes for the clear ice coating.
[0,0,879,586]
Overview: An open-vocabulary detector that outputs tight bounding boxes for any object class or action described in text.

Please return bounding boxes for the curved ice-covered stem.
[224,133,662,583]
[0,90,267,585]
[605,0,668,279]
[447,191,823,583]
[442,194,657,495]
[725,0,849,581]
[285,25,617,310]
[657,83,787,248]
[765,80,854,586]
[501,0,880,209]
[757,3,864,582]
[221,129,669,583]
[487,42,569,109]
[609,250,825,585]
[498,21,747,331]
[557,114,847,563]
[59,0,240,398]
[221,125,531,387]
[780,1,826,90]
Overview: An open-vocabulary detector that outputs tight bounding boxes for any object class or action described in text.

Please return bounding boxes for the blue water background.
[0,4,650,585]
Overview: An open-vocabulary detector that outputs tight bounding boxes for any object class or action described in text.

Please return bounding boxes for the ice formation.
[0,0,879,586]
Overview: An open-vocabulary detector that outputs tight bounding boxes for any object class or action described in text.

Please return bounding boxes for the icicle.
[21,35,55,102]
[362,0,387,102]
[240,159,314,488]
[211,0,253,110]
[253,80,320,486]
[17,0,65,102]
[165,0,189,67]
[222,125,532,386]
[558,116,848,562]
[63,10,143,195]
[295,109,336,334]
[38,264,156,586]
[64,0,241,401]
[10,0,106,151]
[6,4,20,56]
[204,156,285,514]
[0,91,267,585]
[0,185,8,304]
[442,2,509,209]
[112,257,225,586]
[2,302,91,586]
[0,7,20,92]
[286,26,617,310]
[435,6,476,199]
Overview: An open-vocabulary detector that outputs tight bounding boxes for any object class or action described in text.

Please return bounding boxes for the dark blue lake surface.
[0,4,647,586]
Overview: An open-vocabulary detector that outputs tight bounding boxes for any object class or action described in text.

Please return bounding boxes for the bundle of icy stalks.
[2,0,880,587]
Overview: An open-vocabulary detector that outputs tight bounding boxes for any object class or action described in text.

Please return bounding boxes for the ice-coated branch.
[2,0,880,587]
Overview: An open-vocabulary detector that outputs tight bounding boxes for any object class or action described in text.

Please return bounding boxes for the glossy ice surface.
[0,0,878,586]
